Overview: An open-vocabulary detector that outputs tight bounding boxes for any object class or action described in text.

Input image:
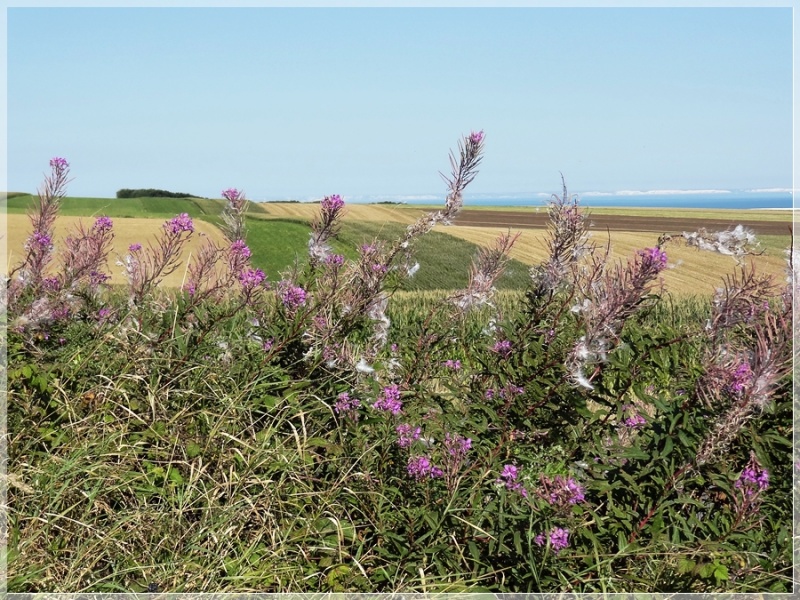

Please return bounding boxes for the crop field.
[2,213,228,288]
[3,197,792,296]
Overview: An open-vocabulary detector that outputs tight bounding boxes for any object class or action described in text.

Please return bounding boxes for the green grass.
[236,217,530,290]
[334,220,530,290]
[244,217,315,279]
[2,195,269,219]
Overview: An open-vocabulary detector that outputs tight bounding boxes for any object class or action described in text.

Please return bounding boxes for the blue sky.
[6,5,794,201]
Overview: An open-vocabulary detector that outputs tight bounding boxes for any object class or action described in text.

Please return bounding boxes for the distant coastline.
[264,190,793,210]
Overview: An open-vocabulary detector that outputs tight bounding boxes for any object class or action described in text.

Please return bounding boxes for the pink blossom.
[165,213,194,234]
[373,384,403,415]
[93,216,113,232]
[239,268,266,289]
[321,194,345,213]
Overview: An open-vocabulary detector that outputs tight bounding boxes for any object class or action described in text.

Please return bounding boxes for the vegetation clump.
[3,137,794,593]
[116,187,202,199]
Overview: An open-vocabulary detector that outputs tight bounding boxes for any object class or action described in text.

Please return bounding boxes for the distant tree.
[116,188,201,199]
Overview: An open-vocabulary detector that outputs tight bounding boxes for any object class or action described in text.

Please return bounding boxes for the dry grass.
[2,214,229,288]
[436,225,789,297]
[3,209,790,297]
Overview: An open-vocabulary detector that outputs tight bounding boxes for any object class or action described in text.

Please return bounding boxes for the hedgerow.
[3,136,794,593]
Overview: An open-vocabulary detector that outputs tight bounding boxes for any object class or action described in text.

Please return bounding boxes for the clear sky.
[6,5,794,201]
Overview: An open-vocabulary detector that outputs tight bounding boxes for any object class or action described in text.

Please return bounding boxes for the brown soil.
[452,211,792,236]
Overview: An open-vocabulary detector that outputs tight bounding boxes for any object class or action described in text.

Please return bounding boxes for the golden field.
[2,214,229,289]
[2,205,792,297]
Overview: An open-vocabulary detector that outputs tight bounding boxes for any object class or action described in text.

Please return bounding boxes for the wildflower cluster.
[165,213,194,234]
[372,384,403,415]
[5,134,792,593]
[539,474,586,508]
[729,452,770,526]
[278,281,306,309]
[396,423,421,448]
[334,392,360,420]
[535,527,570,554]
[498,464,528,497]
[309,194,345,265]
[407,455,443,481]
[220,187,249,242]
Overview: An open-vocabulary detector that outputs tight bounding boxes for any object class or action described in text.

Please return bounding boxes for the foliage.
[116,188,202,199]
[3,137,794,594]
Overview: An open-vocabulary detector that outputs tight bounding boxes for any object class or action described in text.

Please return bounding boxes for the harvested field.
[451,209,793,236]
[437,225,790,298]
[2,214,228,288]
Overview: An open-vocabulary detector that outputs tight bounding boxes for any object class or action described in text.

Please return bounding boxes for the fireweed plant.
[4,134,793,593]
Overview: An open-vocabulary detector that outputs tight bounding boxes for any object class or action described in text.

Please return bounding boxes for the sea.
[349,191,794,210]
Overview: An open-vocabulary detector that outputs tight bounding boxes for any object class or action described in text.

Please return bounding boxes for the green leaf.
[186,441,202,458]
[661,436,673,458]
[677,558,696,574]
[167,467,184,486]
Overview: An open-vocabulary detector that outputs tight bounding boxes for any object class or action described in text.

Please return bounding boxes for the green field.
[1,194,270,219]
[3,195,791,296]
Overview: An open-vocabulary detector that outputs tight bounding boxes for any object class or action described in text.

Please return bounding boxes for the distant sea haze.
[344,190,793,210]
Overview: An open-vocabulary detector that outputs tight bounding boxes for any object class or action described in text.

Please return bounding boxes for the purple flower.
[534,533,546,547]
[545,475,586,506]
[239,268,266,289]
[407,455,443,481]
[50,156,69,170]
[499,464,528,496]
[28,231,52,249]
[736,466,769,492]
[321,194,345,213]
[726,361,752,396]
[52,306,70,320]
[549,527,570,553]
[372,384,403,415]
[469,130,484,145]
[325,253,345,266]
[444,433,472,458]
[97,308,112,322]
[623,413,647,429]
[230,239,252,259]
[491,339,512,357]
[165,213,194,234]
[486,383,525,401]
[334,392,361,420]
[93,216,113,232]
[128,243,142,252]
[222,188,242,202]
[500,464,519,481]
[396,423,422,448]
[443,359,462,370]
[280,283,307,309]
[638,246,668,272]
[89,270,110,286]
[262,338,274,352]
[42,277,61,293]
